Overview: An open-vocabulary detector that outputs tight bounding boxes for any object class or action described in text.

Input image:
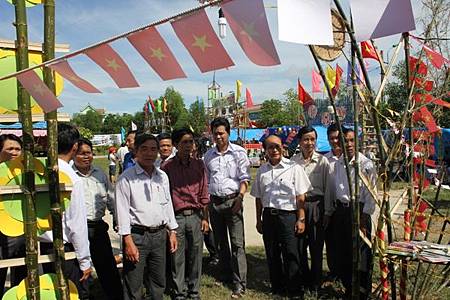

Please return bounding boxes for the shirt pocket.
[279,179,295,196]
[94,182,108,203]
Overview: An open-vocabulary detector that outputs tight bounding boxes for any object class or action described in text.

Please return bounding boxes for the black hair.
[58,123,80,154]
[171,128,193,145]
[210,117,230,134]
[262,134,282,150]
[297,126,317,140]
[327,123,340,136]
[127,130,137,137]
[157,132,172,143]
[135,133,158,150]
[342,127,354,135]
[77,137,93,151]
[0,134,23,151]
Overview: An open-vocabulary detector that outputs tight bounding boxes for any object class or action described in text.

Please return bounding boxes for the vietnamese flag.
[49,60,101,93]
[127,27,186,81]
[16,70,63,113]
[171,9,234,73]
[414,78,433,92]
[85,44,139,88]
[221,0,280,66]
[361,41,380,61]
[298,79,314,109]
[413,106,440,133]
[423,44,447,69]
[409,56,428,77]
[246,88,254,108]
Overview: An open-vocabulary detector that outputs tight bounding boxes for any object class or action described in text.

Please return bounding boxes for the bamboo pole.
[332,2,398,297]
[350,43,361,299]
[13,0,40,298]
[42,0,70,298]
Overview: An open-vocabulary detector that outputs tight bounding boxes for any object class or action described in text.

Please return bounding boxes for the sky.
[0,0,425,116]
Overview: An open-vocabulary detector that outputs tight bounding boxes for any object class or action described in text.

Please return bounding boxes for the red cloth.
[311,69,322,93]
[361,41,379,61]
[171,9,234,73]
[246,88,254,108]
[49,60,101,93]
[222,0,280,66]
[409,56,428,77]
[127,27,186,80]
[85,44,139,88]
[161,156,210,212]
[16,70,63,113]
[423,44,447,69]
[332,64,344,97]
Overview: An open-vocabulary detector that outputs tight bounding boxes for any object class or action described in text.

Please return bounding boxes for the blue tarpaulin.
[0,121,47,129]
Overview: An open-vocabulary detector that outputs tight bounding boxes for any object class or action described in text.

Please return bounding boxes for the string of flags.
[1,0,448,116]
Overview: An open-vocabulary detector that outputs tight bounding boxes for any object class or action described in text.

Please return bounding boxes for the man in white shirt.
[117,142,129,174]
[40,124,92,299]
[115,134,178,300]
[154,133,176,168]
[251,135,311,298]
[333,128,376,298]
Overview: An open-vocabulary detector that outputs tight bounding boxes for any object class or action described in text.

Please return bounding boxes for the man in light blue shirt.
[203,117,250,298]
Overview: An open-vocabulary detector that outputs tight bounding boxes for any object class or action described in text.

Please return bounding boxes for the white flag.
[351,0,416,42]
[278,0,333,45]
[131,121,137,131]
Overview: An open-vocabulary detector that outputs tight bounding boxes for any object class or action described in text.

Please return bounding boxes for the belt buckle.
[270,209,279,215]
[342,201,350,208]
[183,209,193,216]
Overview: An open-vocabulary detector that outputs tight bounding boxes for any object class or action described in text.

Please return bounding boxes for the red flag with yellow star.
[171,9,234,73]
[422,44,447,69]
[409,56,428,77]
[413,106,439,133]
[360,41,379,61]
[49,60,101,93]
[222,0,280,66]
[85,44,139,88]
[127,27,186,81]
[16,70,63,113]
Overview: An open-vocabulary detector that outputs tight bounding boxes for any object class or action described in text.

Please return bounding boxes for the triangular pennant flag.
[325,65,336,90]
[16,70,63,113]
[414,78,434,92]
[147,101,153,113]
[361,41,380,61]
[311,69,322,93]
[85,44,139,88]
[131,121,137,131]
[171,9,234,73]
[236,80,242,101]
[423,44,447,69]
[332,64,344,97]
[246,88,254,108]
[222,0,280,66]
[149,97,156,111]
[413,106,440,133]
[49,60,101,93]
[127,27,186,80]
[298,79,314,106]
[163,97,168,113]
[351,0,416,41]
[156,99,163,113]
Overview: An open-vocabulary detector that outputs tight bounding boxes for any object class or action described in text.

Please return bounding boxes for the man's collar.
[135,162,159,177]
[214,142,233,154]
[73,165,95,177]
[269,157,290,169]
[300,151,319,162]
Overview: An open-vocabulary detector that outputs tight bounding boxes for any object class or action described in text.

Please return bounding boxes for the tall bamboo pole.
[42,1,70,298]
[13,0,40,298]
[332,1,397,297]
[350,43,361,299]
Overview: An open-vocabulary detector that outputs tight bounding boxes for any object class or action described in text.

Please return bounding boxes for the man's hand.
[295,220,305,235]
[256,220,263,234]
[201,219,209,233]
[231,195,243,214]
[323,215,331,229]
[123,235,139,263]
[80,268,92,282]
[169,231,178,253]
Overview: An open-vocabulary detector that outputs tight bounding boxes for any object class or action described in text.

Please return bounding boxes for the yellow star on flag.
[192,35,212,52]
[106,58,121,71]
[33,84,46,96]
[150,47,166,61]
[240,22,260,42]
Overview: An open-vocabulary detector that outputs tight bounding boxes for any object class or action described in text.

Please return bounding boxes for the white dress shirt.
[73,165,115,222]
[250,158,312,211]
[40,158,91,271]
[204,143,251,197]
[334,153,377,215]
[115,163,178,235]
[117,146,129,163]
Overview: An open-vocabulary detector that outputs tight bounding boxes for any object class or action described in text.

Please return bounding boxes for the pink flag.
[221,0,280,66]
[171,9,234,73]
[85,44,139,88]
[127,27,186,80]
[49,61,101,93]
[311,69,322,93]
[246,88,254,108]
[16,70,63,113]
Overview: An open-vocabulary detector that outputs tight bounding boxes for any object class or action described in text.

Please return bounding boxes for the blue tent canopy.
[229,129,265,142]
[0,121,47,129]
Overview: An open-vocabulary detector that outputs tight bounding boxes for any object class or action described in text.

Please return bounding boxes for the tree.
[164,87,189,129]
[78,127,93,140]
[188,99,207,134]
[102,113,122,134]
[259,99,285,127]
[282,88,304,126]
[72,110,103,134]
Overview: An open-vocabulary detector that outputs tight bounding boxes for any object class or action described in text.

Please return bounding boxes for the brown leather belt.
[211,192,239,204]
[175,208,200,216]
[264,208,296,215]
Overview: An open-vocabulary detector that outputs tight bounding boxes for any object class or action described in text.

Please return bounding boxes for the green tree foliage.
[188,99,207,134]
[259,88,305,127]
[77,127,93,140]
[259,99,285,127]
[72,110,103,134]
[164,87,189,129]
[282,88,304,126]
